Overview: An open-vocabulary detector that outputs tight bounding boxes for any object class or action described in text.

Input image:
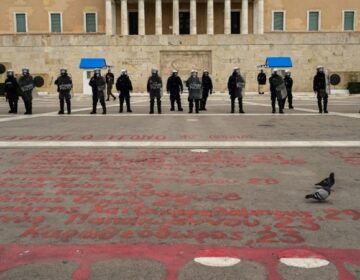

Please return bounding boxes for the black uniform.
[269,73,286,114]
[228,71,245,113]
[201,74,213,110]
[55,74,72,114]
[313,71,328,113]
[257,72,267,94]
[147,74,162,114]
[186,75,202,114]
[284,75,294,109]
[18,75,34,115]
[116,74,133,113]
[89,74,107,114]
[4,75,19,114]
[105,72,116,101]
[166,73,184,111]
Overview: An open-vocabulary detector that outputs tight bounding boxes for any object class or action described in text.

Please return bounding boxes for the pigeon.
[315,172,335,189]
[305,186,331,201]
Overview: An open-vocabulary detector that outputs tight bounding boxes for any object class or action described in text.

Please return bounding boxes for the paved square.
[0,93,360,280]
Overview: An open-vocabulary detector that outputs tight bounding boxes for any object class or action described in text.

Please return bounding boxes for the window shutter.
[51,13,61,32]
[309,12,319,31]
[344,11,354,31]
[273,12,284,31]
[16,14,26,33]
[86,13,96,33]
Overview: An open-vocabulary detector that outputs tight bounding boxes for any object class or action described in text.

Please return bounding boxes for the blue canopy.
[265,57,293,68]
[79,58,107,69]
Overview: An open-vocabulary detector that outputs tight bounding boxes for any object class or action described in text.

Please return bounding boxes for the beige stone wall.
[1,33,359,94]
[265,0,360,32]
[0,0,105,34]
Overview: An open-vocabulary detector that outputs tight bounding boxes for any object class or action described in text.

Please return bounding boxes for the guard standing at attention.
[116,69,133,113]
[284,70,294,109]
[105,68,116,101]
[257,69,267,95]
[200,70,213,111]
[89,69,107,114]
[166,70,184,111]
[4,70,19,114]
[18,68,34,115]
[147,69,162,114]
[55,68,73,114]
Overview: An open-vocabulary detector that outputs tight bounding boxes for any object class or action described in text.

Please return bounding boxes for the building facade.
[0,0,359,93]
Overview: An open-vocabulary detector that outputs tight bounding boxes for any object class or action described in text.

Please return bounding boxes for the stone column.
[121,0,128,35]
[241,0,248,34]
[173,0,179,34]
[138,0,145,35]
[257,0,264,34]
[253,0,258,34]
[190,0,197,34]
[224,0,231,34]
[207,0,214,34]
[155,0,162,35]
[106,0,115,35]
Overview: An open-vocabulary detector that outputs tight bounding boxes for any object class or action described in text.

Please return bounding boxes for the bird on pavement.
[305,186,331,201]
[315,172,335,189]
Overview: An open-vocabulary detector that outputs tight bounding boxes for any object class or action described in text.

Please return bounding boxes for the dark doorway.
[129,12,138,35]
[231,11,240,34]
[179,11,190,34]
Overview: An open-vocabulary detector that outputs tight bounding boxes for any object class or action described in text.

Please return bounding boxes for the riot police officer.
[227,67,245,114]
[89,69,107,114]
[55,68,73,114]
[105,68,116,101]
[166,70,184,111]
[257,69,267,95]
[200,70,213,111]
[147,69,162,114]
[4,70,19,114]
[18,68,34,115]
[116,69,133,113]
[269,69,286,114]
[284,70,294,109]
[313,66,328,114]
[186,70,202,114]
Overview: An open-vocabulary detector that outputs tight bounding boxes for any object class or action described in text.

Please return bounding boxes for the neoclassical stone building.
[0,0,359,93]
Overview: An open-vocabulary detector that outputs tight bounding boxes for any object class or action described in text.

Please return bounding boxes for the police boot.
[119,101,123,113]
[231,99,235,113]
[150,100,155,114]
[91,103,97,114]
[58,99,65,114]
[271,99,276,113]
[188,101,193,114]
[318,99,323,114]
[202,98,207,111]
[239,98,245,114]
[157,99,162,114]
[278,100,284,114]
[288,96,294,109]
[126,98,132,113]
[66,100,71,115]
[195,100,200,114]
[178,100,183,111]
[8,100,14,113]
[324,98,328,114]
[13,101,18,114]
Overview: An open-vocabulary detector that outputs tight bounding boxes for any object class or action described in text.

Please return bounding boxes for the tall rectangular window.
[85,13,97,33]
[231,11,240,34]
[129,12,138,35]
[344,11,355,31]
[50,13,62,33]
[272,11,284,31]
[15,13,27,33]
[179,11,190,34]
[308,11,320,31]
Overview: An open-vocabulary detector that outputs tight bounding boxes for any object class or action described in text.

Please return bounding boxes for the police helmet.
[7,70,14,76]
[151,68,158,74]
[94,69,101,75]
[22,68,29,75]
[60,68,67,75]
